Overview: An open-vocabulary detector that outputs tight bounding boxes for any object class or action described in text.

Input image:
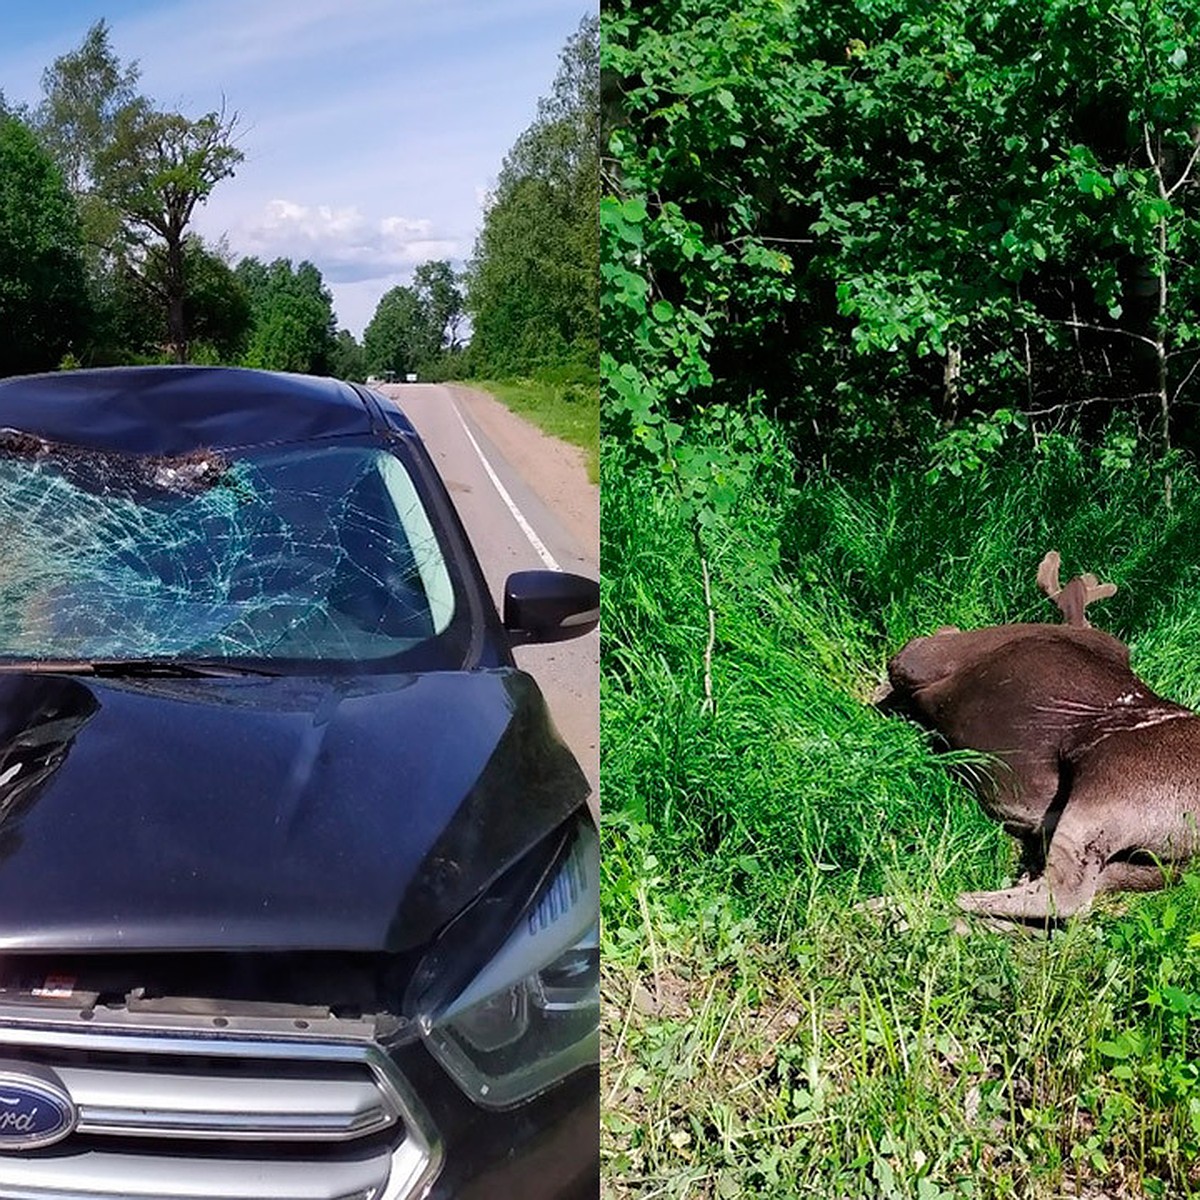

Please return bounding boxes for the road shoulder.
[447,384,599,567]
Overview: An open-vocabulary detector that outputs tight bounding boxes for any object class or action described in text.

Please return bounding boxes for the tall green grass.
[602,429,1200,1198]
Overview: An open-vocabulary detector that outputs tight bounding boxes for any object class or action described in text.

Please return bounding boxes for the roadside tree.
[239,257,337,375]
[35,22,243,364]
[363,286,426,379]
[330,330,367,382]
[89,235,250,364]
[0,117,89,375]
[35,20,138,198]
[94,99,242,363]
[413,260,465,353]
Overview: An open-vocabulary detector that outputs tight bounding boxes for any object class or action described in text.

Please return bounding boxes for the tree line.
[0,21,342,376]
[0,14,598,387]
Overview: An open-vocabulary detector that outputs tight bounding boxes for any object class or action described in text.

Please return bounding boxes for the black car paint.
[0,366,598,1194]
[0,366,383,455]
[0,668,587,953]
[0,367,591,947]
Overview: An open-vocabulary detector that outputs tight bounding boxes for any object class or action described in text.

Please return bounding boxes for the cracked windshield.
[0,437,455,662]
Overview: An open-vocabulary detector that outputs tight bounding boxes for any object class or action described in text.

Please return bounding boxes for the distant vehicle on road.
[0,365,600,1199]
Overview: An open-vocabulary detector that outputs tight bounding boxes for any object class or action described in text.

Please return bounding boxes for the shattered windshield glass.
[0,435,457,663]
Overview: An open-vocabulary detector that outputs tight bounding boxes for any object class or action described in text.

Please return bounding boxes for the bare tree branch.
[1055,319,1160,350]
[1167,132,1200,199]
[1024,392,1161,418]
[1172,353,1200,405]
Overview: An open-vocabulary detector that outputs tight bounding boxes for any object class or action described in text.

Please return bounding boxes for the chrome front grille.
[0,1007,441,1200]
[65,1058,398,1140]
[0,1146,398,1200]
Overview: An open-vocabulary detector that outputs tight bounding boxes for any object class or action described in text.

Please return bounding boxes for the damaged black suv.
[0,366,599,1199]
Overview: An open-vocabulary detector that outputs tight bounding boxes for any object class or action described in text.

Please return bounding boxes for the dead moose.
[881,552,1200,921]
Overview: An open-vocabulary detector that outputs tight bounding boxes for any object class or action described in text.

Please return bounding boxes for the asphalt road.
[379,384,600,817]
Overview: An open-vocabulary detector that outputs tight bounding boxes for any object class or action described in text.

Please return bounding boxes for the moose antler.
[1037,550,1117,628]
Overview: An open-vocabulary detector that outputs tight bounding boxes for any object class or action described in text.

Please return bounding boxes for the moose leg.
[986,753,1066,881]
[1096,860,1165,894]
[955,868,1101,921]
[957,814,1104,921]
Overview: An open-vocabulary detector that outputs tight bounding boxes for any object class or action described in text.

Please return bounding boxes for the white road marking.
[447,394,561,571]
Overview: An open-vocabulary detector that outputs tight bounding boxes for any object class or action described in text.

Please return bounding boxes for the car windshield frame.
[0,431,487,677]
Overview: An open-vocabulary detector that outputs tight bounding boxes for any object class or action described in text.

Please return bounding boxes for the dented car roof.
[0,366,409,455]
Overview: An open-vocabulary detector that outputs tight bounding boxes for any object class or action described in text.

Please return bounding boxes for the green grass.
[602,430,1200,1198]
[464,376,599,483]
[604,875,1200,1199]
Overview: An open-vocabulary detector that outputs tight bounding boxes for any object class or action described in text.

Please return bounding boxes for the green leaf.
[621,198,648,223]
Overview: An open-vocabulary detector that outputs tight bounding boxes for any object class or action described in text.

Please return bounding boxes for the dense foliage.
[603,0,1200,477]
[0,117,89,374]
[330,328,367,383]
[236,257,338,376]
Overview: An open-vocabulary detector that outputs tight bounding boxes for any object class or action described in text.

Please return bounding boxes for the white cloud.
[238,199,459,283]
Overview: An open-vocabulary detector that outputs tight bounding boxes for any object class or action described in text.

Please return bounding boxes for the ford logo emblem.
[0,1067,76,1150]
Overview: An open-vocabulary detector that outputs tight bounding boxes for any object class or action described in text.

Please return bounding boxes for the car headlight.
[415,821,598,1109]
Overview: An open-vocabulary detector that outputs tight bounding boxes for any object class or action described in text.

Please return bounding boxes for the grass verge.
[603,874,1200,1199]
[464,377,599,483]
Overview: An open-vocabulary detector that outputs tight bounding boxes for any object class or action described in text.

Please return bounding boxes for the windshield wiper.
[0,659,276,678]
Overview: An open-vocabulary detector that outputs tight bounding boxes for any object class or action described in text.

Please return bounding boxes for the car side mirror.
[503,570,599,644]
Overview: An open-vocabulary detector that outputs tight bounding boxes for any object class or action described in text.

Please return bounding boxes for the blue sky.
[0,0,591,335]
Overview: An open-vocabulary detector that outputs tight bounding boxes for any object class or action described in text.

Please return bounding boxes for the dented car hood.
[0,668,587,954]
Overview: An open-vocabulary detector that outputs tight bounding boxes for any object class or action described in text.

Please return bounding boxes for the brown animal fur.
[884,554,1200,921]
